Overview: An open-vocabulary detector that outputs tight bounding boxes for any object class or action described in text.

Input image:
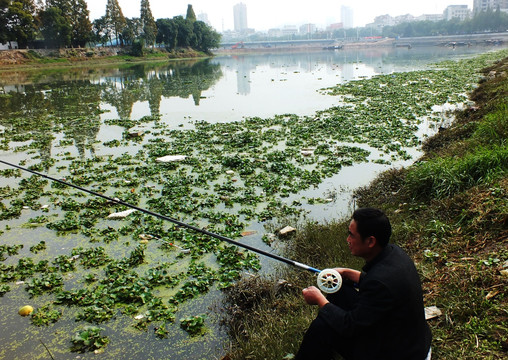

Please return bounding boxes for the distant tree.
[156,15,220,53]
[39,6,71,48]
[140,0,156,46]
[192,20,221,53]
[4,0,37,48]
[44,0,91,47]
[491,5,507,32]
[402,23,414,37]
[70,0,92,47]
[173,15,194,47]
[91,16,110,46]
[186,4,196,22]
[45,0,71,17]
[122,17,142,45]
[34,0,43,11]
[105,0,126,46]
[0,0,8,44]
[156,17,178,49]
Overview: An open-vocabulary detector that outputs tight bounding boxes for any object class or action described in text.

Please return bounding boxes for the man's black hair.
[352,208,392,247]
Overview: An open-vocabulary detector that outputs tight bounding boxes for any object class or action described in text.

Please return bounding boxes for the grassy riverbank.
[0,47,210,70]
[221,55,508,359]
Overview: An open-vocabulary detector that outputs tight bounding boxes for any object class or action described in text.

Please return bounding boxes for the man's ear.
[366,236,378,248]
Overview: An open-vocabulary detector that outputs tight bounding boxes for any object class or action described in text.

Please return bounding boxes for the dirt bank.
[0,47,208,70]
[0,48,120,66]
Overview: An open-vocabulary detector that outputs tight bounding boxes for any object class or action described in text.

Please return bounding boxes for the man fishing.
[296,208,432,360]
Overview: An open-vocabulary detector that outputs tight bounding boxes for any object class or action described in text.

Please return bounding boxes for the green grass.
[404,145,508,200]
[473,103,508,145]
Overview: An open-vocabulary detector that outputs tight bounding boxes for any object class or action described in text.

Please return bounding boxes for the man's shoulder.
[386,244,414,263]
[366,245,418,279]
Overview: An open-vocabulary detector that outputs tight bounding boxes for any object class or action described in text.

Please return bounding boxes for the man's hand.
[335,268,361,283]
[302,286,329,308]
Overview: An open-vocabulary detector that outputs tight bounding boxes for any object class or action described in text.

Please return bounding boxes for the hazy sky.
[85,0,474,31]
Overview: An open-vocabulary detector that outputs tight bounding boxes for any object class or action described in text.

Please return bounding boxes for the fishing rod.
[0,159,342,293]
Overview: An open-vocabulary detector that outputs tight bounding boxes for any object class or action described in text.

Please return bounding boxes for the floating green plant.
[180,314,207,336]
[31,304,62,326]
[71,326,109,353]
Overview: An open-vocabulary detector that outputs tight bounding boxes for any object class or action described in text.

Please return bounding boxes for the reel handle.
[316,268,342,294]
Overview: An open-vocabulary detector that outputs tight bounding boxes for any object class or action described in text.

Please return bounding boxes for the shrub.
[130,41,145,57]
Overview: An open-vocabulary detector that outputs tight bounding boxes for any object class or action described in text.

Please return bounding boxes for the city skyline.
[84,0,475,31]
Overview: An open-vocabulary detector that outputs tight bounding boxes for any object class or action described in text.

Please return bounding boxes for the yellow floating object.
[18,305,34,316]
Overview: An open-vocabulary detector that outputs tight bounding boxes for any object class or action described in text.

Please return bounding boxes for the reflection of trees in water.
[151,59,223,107]
[0,86,54,166]
[0,81,102,163]
[102,79,139,119]
[43,80,102,160]
[0,60,223,161]
[147,76,164,115]
[101,59,223,117]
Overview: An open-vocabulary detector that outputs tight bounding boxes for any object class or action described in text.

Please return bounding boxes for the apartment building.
[233,3,248,32]
[444,5,471,20]
[474,0,508,13]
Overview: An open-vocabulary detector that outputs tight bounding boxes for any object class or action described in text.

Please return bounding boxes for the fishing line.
[0,159,342,293]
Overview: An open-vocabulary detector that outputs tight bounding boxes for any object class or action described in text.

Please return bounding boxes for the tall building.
[443,5,471,20]
[416,14,444,22]
[233,3,248,32]
[474,0,508,13]
[499,0,508,12]
[341,6,354,29]
[300,23,317,35]
[282,25,298,37]
[197,13,210,26]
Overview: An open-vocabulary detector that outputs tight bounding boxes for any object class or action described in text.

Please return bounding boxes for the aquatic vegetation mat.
[1,50,506,358]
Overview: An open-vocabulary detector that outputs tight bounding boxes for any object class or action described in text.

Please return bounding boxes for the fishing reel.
[316,268,342,294]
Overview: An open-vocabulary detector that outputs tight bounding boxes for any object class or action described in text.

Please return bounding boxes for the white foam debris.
[107,209,137,219]
[156,155,187,163]
[279,226,296,236]
[424,306,442,320]
[128,130,143,137]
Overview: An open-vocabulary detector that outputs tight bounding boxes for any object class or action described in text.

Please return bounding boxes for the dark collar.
[362,244,393,272]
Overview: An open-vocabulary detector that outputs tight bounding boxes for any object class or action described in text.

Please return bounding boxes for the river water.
[0,45,505,359]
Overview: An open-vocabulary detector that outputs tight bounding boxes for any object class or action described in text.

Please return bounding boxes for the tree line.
[0,0,221,53]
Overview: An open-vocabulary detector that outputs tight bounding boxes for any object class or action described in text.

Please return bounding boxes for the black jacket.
[318,244,432,360]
